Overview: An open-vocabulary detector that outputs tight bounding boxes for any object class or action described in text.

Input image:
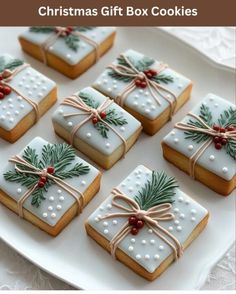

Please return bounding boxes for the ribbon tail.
[110,222,130,258]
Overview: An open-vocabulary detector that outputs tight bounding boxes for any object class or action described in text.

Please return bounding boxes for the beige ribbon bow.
[99,188,183,259]
[108,54,177,120]
[40,26,100,65]
[9,155,84,218]
[62,95,127,157]
[175,112,236,178]
[0,65,40,121]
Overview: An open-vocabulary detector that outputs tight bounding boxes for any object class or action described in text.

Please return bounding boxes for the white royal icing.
[20,27,116,66]
[0,54,56,131]
[163,93,236,181]
[52,87,141,156]
[93,49,192,120]
[0,137,100,227]
[87,165,208,273]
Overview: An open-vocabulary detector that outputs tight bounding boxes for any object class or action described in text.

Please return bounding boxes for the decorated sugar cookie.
[162,93,236,195]
[93,49,192,135]
[0,54,57,142]
[85,165,209,280]
[0,137,101,236]
[52,87,142,169]
[19,27,116,79]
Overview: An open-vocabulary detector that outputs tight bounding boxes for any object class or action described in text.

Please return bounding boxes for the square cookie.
[85,165,209,281]
[162,93,236,196]
[93,49,192,135]
[52,87,142,169]
[0,137,101,236]
[19,27,116,79]
[0,54,57,142]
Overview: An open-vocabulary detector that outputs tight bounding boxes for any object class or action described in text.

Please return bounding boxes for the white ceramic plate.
[0,27,235,290]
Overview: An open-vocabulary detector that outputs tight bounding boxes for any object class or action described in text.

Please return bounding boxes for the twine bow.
[9,155,84,218]
[99,188,183,259]
[108,54,177,120]
[62,95,127,156]
[40,26,100,65]
[175,112,236,178]
[0,64,40,121]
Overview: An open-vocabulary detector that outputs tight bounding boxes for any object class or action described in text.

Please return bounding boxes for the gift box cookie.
[0,137,101,236]
[52,87,142,169]
[85,165,209,281]
[19,26,116,79]
[0,54,57,143]
[93,49,192,135]
[162,93,236,196]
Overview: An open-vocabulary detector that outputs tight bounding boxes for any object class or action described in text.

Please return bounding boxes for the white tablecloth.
[0,27,235,290]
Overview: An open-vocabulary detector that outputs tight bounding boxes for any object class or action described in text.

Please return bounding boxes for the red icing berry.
[66,26,73,32]
[92,117,98,124]
[213,136,220,143]
[0,85,4,92]
[130,227,139,235]
[47,166,55,174]
[128,216,138,226]
[146,72,153,78]
[3,86,11,95]
[149,69,157,76]
[220,127,226,133]
[0,92,4,100]
[135,79,142,87]
[213,125,220,131]
[38,181,45,188]
[221,138,228,145]
[40,176,47,183]
[136,219,144,229]
[227,126,235,132]
[140,81,147,88]
[215,143,222,150]
[100,111,106,119]
[0,76,3,81]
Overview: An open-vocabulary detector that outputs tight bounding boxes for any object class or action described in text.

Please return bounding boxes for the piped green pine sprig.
[134,171,178,211]
[0,57,24,72]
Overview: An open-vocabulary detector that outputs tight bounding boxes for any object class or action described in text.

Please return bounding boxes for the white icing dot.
[2,106,6,110]
[66,54,71,59]
[57,189,62,194]
[103,221,108,227]
[14,110,19,116]
[128,246,134,252]
[178,84,183,89]
[188,145,194,151]
[174,138,179,144]
[136,175,141,179]
[107,87,112,92]
[139,89,144,94]
[145,92,149,97]
[107,204,112,210]
[167,94,171,98]
[222,167,228,173]
[99,207,104,211]
[20,104,25,109]
[95,217,99,222]
[50,212,56,218]
[81,43,86,49]
[48,206,53,211]
[133,101,138,106]
[128,187,133,192]
[30,77,35,83]
[112,80,117,84]
[6,111,11,116]
[38,93,43,98]
[17,188,22,194]
[151,105,156,110]
[25,85,30,89]
[9,105,14,110]
[150,239,155,245]
[0,115,5,121]
[41,78,46,83]
[49,196,54,202]
[209,155,215,161]
[58,109,64,115]
[171,131,175,136]
[174,220,180,225]
[214,103,218,108]
[43,213,47,218]
[134,94,139,99]
[9,118,14,123]
[103,79,108,84]
[59,196,64,202]
[180,213,185,219]
[145,109,150,114]
[105,143,110,149]
[185,199,190,205]
[191,209,197,215]
[120,126,125,132]
[136,181,141,187]
[28,91,32,96]
[18,82,23,87]
[136,254,141,260]
[178,196,183,202]
[191,217,196,222]
[112,220,117,225]
[121,183,126,187]
[113,85,117,89]
[209,97,214,101]
[141,240,146,245]
[141,103,145,108]
[8,98,12,103]
[154,254,160,260]
[159,245,164,251]
[68,121,73,127]
[168,226,173,231]
[174,208,179,213]
[177,226,182,232]
[56,205,62,211]
[81,180,86,186]
[145,254,150,260]
[17,96,22,101]
[104,229,109,234]
[131,238,136,243]
[148,229,153,234]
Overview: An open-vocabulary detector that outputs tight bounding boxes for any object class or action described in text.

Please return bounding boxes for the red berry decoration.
[92,117,98,124]
[149,69,157,76]
[3,86,11,95]
[221,138,228,145]
[130,227,139,235]
[140,81,147,88]
[100,111,106,119]
[136,219,144,229]
[213,136,220,143]
[38,181,45,188]
[47,166,55,174]
[128,216,138,226]
[0,92,4,100]
[0,85,4,92]
[0,76,3,81]
[227,126,235,132]
[215,143,222,150]
[220,127,226,133]
[213,125,220,131]
[135,79,142,87]
[66,26,73,32]
[146,72,153,78]
[40,176,47,183]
